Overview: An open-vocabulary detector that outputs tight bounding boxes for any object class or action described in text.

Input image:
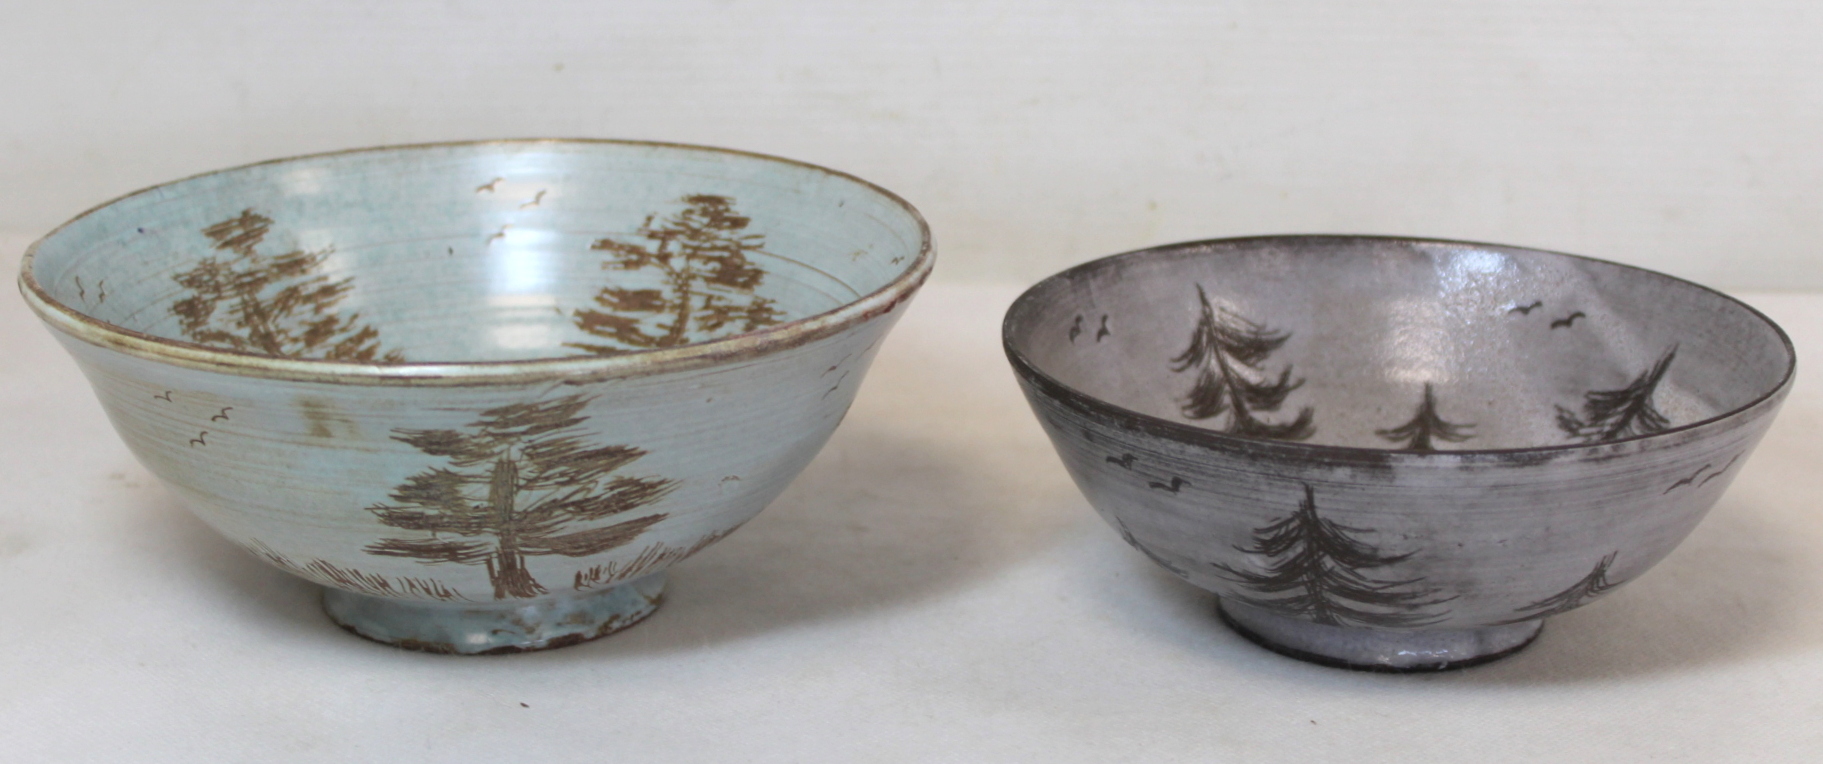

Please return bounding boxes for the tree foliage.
[1376,383,1475,451]
[1502,552,1620,623]
[1557,347,1677,444]
[365,394,676,599]
[569,195,783,355]
[1213,484,1454,628]
[170,209,401,362]
[1169,285,1314,440]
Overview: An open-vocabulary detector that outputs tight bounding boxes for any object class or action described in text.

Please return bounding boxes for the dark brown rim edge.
[17,138,935,387]
[1002,234,1797,462]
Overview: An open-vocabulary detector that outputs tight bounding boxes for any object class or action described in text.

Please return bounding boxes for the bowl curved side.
[57,293,915,608]
[1011,306,1791,629]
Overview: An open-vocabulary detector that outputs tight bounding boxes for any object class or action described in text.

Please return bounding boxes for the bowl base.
[322,573,665,655]
[1217,600,1542,672]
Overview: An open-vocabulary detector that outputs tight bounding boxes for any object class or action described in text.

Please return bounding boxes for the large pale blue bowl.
[20,140,932,653]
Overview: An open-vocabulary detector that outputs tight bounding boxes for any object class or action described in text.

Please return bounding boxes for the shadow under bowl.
[1003,235,1793,671]
[20,139,933,654]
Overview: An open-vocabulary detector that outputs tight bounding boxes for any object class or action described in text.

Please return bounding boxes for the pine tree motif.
[170,209,402,361]
[568,195,783,355]
[1169,285,1315,440]
[1212,484,1454,628]
[1502,552,1620,622]
[1375,383,1475,451]
[364,394,678,600]
[1557,347,1677,444]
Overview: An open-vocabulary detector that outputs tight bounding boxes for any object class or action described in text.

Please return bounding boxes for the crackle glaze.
[21,139,932,654]
[1005,236,1793,671]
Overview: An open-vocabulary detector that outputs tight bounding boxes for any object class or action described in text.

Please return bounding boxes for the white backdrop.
[6,5,1823,760]
[3,0,1819,287]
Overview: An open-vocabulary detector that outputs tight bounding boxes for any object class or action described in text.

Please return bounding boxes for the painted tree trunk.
[486,455,544,599]
[488,544,543,600]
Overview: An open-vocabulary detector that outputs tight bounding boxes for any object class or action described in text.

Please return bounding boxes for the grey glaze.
[21,139,933,654]
[1004,235,1793,671]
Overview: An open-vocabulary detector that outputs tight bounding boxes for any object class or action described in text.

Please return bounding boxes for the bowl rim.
[17,138,934,387]
[1003,234,1796,461]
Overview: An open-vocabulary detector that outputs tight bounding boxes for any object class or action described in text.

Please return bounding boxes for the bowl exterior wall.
[52,308,904,605]
[1017,372,1787,629]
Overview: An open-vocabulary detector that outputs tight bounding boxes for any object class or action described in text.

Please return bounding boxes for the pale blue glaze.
[324,574,667,654]
[21,140,933,653]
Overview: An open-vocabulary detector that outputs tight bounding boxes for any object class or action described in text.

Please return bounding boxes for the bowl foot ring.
[1217,599,1542,672]
[322,573,666,655]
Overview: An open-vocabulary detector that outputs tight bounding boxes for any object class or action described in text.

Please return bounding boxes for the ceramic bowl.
[1004,235,1793,671]
[20,139,932,654]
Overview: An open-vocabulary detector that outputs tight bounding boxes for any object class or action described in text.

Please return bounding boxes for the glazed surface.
[1007,237,1790,451]
[1005,237,1793,635]
[55,314,897,604]
[28,141,925,363]
[18,140,932,649]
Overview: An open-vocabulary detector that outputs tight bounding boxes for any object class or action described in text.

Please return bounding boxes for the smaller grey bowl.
[1004,235,1794,671]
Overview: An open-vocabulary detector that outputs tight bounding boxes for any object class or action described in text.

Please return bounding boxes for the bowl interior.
[1006,237,1791,451]
[27,141,926,364]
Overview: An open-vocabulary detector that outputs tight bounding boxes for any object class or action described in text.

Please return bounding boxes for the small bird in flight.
[1551,311,1587,330]
[1148,476,1189,493]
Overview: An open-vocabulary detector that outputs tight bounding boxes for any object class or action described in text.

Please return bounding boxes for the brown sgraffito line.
[566,195,783,356]
[249,540,470,602]
[171,209,402,362]
[572,529,734,592]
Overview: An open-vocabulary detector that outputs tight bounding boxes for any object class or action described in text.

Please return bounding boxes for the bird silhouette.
[1068,315,1084,343]
[1508,300,1544,315]
[1698,455,1741,487]
[189,432,208,447]
[1106,453,1137,469]
[1148,476,1189,493]
[1550,312,1587,329]
[519,190,547,209]
[475,177,503,193]
[1095,315,1111,341]
[211,407,233,422]
[485,224,512,245]
[153,391,174,402]
[1663,463,1711,494]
